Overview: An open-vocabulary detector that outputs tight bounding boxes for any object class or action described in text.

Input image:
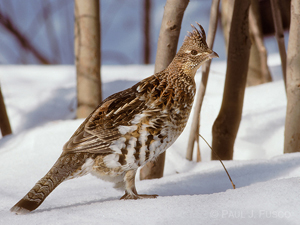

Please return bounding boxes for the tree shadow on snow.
[241,106,285,145]
[17,86,77,132]
[17,79,137,133]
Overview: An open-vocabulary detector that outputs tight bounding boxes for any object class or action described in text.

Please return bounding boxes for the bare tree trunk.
[221,0,271,87]
[221,0,234,48]
[247,0,272,86]
[0,86,12,137]
[143,0,151,64]
[153,0,189,72]
[186,0,220,161]
[212,0,251,160]
[284,0,300,153]
[270,0,287,89]
[140,0,189,180]
[75,0,102,118]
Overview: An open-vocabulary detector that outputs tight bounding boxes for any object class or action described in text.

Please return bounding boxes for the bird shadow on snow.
[32,196,118,214]
[142,153,300,197]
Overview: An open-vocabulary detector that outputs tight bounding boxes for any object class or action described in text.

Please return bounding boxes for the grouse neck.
[166,59,199,79]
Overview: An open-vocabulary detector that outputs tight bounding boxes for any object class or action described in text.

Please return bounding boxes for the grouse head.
[174,22,219,77]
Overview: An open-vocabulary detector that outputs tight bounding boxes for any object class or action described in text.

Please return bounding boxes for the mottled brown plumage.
[11,23,218,214]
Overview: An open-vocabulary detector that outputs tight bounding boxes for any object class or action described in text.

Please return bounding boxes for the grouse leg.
[120,170,158,200]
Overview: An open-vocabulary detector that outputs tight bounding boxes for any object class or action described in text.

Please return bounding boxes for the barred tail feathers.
[10,153,93,214]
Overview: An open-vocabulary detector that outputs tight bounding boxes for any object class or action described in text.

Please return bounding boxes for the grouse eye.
[191,50,198,55]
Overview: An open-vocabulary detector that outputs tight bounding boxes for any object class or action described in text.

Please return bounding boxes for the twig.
[199,134,236,189]
[196,124,201,162]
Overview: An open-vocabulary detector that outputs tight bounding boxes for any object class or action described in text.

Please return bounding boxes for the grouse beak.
[208,51,219,59]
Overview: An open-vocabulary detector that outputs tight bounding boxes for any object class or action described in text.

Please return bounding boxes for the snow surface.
[1,58,299,224]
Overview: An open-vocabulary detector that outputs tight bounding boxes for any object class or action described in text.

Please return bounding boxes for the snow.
[1,58,299,224]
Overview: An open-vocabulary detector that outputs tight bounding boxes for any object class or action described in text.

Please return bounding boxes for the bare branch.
[0,8,51,64]
[143,0,151,64]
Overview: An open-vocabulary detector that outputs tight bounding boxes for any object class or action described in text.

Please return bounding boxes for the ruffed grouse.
[11,23,218,214]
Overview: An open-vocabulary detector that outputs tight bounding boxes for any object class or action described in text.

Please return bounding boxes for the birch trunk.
[284,0,300,153]
[75,0,102,118]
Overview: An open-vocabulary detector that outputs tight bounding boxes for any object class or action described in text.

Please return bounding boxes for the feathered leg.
[120,169,158,200]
